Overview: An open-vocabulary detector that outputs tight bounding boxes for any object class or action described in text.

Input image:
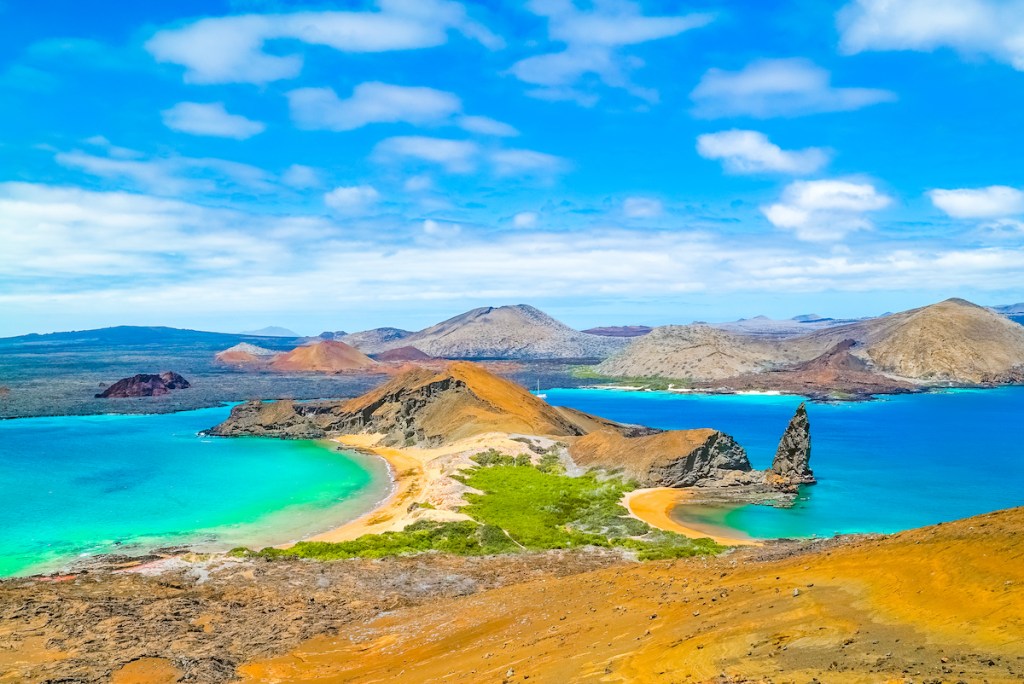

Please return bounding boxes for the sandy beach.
[306,432,544,543]
[623,487,760,546]
[306,433,760,548]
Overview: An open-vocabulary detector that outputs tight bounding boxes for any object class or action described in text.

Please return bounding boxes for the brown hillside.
[336,361,590,443]
[238,506,1024,683]
[268,340,378,373]
[867,298,1024,381]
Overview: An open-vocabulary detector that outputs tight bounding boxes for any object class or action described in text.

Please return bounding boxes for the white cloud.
[457,115,519,137]
[55,146,275,196]
[622,197,663,218]
[161,101,266,139]
[288,82,517,136]
[929,186,1024,218]
[696,130,829,175]
[510,0,712,104]
[145,1,502,84]
[691,58,896,118]
[374,137,569,177]
[288,82,461,131]
[373,136,480,173]
[512,211,539,228]
[490,148,570,177]
[281,164,322,189]
[838,0,1024,70]
[422,218,461,237]
[8,182,1024,334]
[324,185,380,215]
[403,174,434,192]
[762,179,892,241]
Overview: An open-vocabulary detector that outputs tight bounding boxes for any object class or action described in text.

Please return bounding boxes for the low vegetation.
[234,452,724,562]
[569,366,691,391]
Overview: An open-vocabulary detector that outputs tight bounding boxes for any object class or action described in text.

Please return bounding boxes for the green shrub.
[238,460,725,562]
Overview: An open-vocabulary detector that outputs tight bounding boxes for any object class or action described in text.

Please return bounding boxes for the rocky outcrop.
[570,428,756,488]
[205,400,337,439]
[766,403,815,491]
[95,372,190,398]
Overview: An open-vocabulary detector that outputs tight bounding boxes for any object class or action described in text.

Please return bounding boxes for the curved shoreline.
[304,435,429,543]
[623,488,760,546]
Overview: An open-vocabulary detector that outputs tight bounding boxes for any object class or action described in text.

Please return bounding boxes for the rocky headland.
[210,362,812,497]
[94,372,190,398]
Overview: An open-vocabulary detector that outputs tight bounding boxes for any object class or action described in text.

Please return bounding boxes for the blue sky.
[2,0,1024,336]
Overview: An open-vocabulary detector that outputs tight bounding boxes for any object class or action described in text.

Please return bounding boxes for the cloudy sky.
[2,0,1024,336]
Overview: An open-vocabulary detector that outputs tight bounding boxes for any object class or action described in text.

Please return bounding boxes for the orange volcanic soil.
[268,340,378,373]
[337,361,592,442]
[239,507,1024,683]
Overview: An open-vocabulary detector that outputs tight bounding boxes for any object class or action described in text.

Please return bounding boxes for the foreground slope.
[238,507,1024,683]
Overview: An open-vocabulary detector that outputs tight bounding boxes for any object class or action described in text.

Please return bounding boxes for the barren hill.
[798,297,1024,382]
[338,327,412,353]
[267,340,378,373]
[595,324,802,381]
[374,305,629,359]
[214,342,277,367]
[598,298,1024,386]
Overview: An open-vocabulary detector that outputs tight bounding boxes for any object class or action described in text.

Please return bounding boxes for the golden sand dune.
[238,507,1024,683]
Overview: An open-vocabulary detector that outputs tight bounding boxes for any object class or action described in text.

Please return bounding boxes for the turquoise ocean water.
[544,386,1024,539]
[0,406,389,577]
[4,388,1023,575]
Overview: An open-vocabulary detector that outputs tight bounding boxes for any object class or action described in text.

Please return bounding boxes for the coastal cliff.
[208,362,594,444]
[210,362,811,491]
[569,428,755,488]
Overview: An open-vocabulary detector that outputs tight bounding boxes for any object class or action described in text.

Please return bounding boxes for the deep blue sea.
[545,387,1024,539]
[0,406,389,577]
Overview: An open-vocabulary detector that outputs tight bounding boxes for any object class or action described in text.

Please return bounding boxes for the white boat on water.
[535,380,547,399]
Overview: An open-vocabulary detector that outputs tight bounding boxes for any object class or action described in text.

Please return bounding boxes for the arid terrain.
[598,298,1024,391]
[237,507,1024,683]
[1,508,1021,683]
